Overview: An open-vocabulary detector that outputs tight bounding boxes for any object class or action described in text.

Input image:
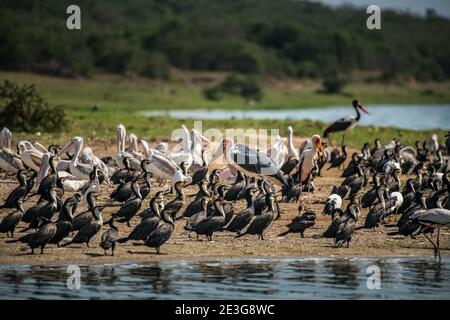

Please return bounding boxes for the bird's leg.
[127,221,131,227]
[341,134,346,148]
[156,247,160,254]
[437,229,441,262]
[300,231,304,238]
[423,233,438,260]
[40,246,44,254]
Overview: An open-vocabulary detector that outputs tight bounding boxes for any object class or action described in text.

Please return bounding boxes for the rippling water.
[141,105,450,130]
[0,257,449,299]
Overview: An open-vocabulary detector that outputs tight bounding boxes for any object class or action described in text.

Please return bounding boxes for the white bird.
[145,149,191,191]
[57,137,96,181]
[0,127,23,173]
[323,194,342,219]
[115,124,141,170]
[17,141,44,172]
[190,128,205,173]
[210,138,288,187]
[298,135,323,184]
[266,135,288,169]
[411,208,450,261]
[170,125,193,170]
[287,126,299,160]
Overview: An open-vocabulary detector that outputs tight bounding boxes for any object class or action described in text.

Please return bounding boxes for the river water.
[0,257,449,299]
[141,105,450,131]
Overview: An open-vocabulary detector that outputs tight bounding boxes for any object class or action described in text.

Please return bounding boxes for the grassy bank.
[2,71,450,111]
[1,71,449,148]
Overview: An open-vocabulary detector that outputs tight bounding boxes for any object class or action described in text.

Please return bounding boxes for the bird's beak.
[316,141,324,156]
[359,104,370,114]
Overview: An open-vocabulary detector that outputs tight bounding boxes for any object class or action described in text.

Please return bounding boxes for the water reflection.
[0,257,448,299]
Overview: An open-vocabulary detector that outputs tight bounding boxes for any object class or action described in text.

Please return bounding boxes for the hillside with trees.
[1,0,449,82]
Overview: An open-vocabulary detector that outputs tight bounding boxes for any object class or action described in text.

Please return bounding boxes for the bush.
[203,86,222,101]
[139,53,171,80]
[321,75,347,94]
[203,74,263,102]
[0,80,67,133]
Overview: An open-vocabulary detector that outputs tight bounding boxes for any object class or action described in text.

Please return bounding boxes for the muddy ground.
[0,139,448,265]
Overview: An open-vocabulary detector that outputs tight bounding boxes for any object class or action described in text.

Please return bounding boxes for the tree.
[0,80,67,132]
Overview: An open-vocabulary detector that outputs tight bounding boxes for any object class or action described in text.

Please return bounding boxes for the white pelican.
[323,100,369,146]
[17,141,43,172]
[210,138,288,187]
[190,128,205,173]
[115,124,141,170]
[144,149,191,190]
[170,125,193,170]
[298,135,323,184]
[57,137,96,181]
[0,127,23,173]
[266,135,288,169]
[287,126,299,159]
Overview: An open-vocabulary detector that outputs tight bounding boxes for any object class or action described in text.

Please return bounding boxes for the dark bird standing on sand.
[0,169,28,213]
[224,171,247,201]
[7,217,56,254]
[49,193,82,246]
[142,211,175,254]
[111,179,142,226]
[62,204,104,248]
[100,218,118,256]
[323,100,369,146]
[118,191,165,244]
[322,200,359,239]
[191,198,226,241]
[162,181,185,219]
[236,193,276,240]
[184,197,209,238]
[334,201,360,248]
[327,145,347,170]
[278,204,316,238]
[23,187,59,230]
[224,187,256,234]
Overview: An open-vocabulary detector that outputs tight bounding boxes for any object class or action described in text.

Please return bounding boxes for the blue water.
[0,257,449,299]
[141,105,450,131]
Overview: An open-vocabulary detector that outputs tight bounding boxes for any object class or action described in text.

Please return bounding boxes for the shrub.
[321,75,347,94]
[139,53,171,80]
[203,74,263,102]
[0,80,67,133]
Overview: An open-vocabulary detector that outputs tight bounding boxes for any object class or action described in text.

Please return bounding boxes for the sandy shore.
[0,141,449,266]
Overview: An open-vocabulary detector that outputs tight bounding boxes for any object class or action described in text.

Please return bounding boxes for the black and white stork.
[210,138,288,187]
[323,100,369,146]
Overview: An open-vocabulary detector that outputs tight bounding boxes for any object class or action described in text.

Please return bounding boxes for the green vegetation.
[0,72,448,149]
[2,72,450,112]
[1,0,450,82]
[204,74,262,103]
[0,80,66,133]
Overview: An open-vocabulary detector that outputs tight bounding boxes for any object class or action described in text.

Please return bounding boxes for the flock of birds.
[0,100,449,261]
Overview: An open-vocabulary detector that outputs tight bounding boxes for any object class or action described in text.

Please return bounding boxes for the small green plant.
[0,80,67,133]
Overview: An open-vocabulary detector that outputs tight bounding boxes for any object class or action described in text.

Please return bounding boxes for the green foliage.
[138,53,171,80]
[0,80,67,132]
[0,0,449,81]
[204,74,263,102]
[321,75,348,94]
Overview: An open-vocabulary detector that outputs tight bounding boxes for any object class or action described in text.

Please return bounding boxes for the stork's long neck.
[354,105,361,121]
